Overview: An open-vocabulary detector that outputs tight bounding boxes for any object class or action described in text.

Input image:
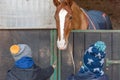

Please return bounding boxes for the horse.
[53,0,112,50]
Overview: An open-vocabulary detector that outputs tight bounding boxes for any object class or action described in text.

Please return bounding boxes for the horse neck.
[71,2,88,30]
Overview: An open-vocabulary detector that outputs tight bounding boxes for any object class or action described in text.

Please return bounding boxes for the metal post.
[50,29,62,80]
[50,30,57,80]
[106,58,120,66]
[58,50,61,80]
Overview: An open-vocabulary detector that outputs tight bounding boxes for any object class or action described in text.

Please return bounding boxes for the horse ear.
[53,0,61,7]
[65,0,73,7]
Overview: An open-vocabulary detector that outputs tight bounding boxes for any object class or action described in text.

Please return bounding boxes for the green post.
[50,30,58,80]
[50,29,61,80]
[58,50,61,80]
[106,58,120,66]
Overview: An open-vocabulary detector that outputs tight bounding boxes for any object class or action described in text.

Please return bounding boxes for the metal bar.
[53,30,57,80]
[72,30,120,32]
[50,30,54,80]
[50,29,61,80]
[50,30,58,80]
[0,25,56,29]
[106,58,120,66]
[58,50,61,80]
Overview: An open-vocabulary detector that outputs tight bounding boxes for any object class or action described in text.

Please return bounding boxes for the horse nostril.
[69,16,72,20]
[57,39,68,50]
[59,46,67,50]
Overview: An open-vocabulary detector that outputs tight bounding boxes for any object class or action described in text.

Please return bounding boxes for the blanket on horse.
[84,10,112,29]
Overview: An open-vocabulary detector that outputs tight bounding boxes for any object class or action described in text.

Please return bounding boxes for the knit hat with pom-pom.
[10,44,32,61]
[79,41,106,78]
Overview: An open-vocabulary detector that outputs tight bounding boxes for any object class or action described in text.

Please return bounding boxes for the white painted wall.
[0,0,56,29]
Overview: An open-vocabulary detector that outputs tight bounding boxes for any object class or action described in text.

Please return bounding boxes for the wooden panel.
[85,32,101,48]
[37,30,51,67]
[61,33,74,80]
[112,32,120,80]
[0,31,120,80]
[73,32,85,73]
[100,32,112,79]
[0,30,13,80]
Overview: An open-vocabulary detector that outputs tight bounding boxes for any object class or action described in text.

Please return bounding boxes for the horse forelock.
[56,2,72,14]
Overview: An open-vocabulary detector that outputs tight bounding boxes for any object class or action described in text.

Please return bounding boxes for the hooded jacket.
[6,64,54,80]
[7,44,54,80]
[67,71,109,80]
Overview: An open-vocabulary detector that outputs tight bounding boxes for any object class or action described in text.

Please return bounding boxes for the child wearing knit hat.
[6,44,56,80]
[67,41,109,80]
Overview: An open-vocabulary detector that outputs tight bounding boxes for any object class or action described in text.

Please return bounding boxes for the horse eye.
[69,16,72,19]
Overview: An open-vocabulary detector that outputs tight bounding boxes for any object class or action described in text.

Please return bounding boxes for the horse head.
[53,0,89,50]
[53,0,74,50]
[53,0,112,51]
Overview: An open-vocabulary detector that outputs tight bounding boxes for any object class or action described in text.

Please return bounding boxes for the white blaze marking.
[59,9,68,41]
[57,9,68,49]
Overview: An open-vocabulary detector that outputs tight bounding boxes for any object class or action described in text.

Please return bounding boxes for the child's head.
[80,41,106,78]
[10,44,32,61]
[67,41,108,80]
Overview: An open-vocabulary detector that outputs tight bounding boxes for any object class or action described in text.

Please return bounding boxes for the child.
[6,44,56,80]
[67,41,109,80]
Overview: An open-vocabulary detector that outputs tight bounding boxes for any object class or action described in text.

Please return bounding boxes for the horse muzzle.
[57,39,68,50]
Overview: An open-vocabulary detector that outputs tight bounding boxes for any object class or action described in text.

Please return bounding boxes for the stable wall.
[0,0,119,29]
[0,30,120,80]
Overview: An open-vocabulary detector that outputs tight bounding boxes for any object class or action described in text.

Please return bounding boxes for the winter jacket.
[6,64,54,80]
[67,71,109,80]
